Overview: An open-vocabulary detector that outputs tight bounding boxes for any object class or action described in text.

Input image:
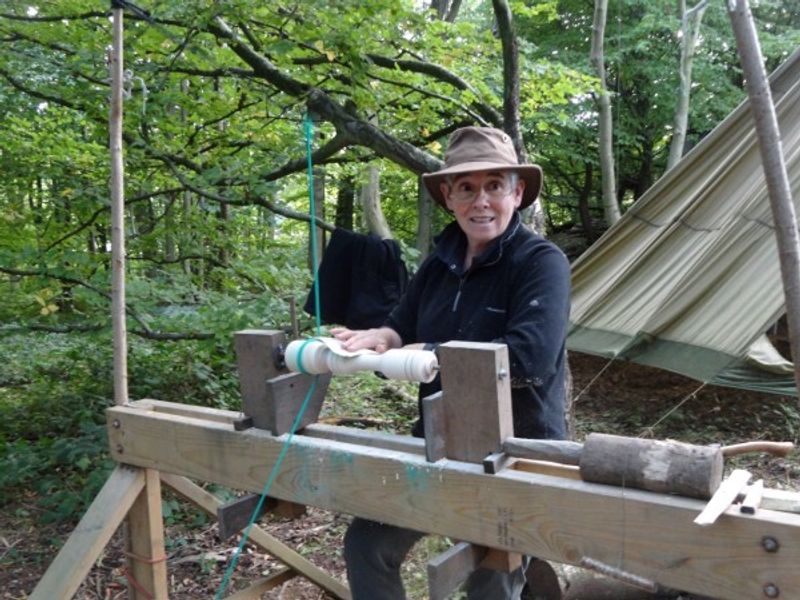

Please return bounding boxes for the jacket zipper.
[452,276,465,311]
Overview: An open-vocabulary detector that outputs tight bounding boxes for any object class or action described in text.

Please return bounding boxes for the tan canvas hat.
[422,126,542,210]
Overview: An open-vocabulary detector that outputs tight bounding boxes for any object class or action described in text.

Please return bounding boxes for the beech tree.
[667,0,710,169]
[0,0,590,338]
[590,0,621,226]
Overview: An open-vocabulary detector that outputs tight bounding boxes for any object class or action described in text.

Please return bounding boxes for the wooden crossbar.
[160,472,350,599]
[108,401,800,600]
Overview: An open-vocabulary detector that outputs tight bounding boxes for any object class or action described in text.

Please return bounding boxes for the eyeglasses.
[447,177,514,204]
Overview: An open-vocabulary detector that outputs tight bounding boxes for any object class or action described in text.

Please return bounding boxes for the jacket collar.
[433,211,522,275]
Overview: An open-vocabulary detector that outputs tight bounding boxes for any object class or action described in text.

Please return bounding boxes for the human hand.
[330,326,401,353]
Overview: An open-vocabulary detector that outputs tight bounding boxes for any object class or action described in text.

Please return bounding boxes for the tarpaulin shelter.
[567,46,800,397]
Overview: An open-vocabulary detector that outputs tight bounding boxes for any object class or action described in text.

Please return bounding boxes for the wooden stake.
[728,0,800,403]
[109,5,128,405]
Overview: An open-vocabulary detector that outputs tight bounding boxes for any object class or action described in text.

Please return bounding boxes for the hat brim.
[422,161,542,211]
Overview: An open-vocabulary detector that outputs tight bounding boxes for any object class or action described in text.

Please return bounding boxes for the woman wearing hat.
[333,126,571,599]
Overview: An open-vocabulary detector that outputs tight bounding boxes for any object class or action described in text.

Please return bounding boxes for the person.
[332,126,571,599]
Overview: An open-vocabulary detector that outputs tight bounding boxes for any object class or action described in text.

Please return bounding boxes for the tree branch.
[0,266,211,340]
[491,0,525,159]
[205,16,442,175]
[127,253,266,291]
[44,188,184,251]
[165,161,337,232]
[365,52,502,125]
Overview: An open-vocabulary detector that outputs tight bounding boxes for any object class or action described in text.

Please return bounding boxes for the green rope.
[215,111,323,599]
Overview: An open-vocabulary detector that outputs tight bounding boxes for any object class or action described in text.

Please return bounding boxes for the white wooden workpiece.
[107,401,800,600]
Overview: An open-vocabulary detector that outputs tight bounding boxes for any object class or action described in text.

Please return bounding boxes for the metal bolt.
[112,419,121,429]
[764,583,780,598]
[498,369,508,380]
[762,536,780,553]
[116,444,124,454]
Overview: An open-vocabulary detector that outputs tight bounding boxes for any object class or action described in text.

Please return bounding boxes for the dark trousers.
[344,517,528,599]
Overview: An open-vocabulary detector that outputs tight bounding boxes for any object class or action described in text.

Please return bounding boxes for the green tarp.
[567,47,800,397]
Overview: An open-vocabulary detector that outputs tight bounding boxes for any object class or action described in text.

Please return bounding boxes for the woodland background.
[1,1,800,596]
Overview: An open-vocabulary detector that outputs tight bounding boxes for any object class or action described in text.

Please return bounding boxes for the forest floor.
[2,352,799,599]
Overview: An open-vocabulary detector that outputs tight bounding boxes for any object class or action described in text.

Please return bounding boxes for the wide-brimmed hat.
[422,127,542,210]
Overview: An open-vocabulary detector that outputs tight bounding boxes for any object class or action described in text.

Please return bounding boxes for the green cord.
[215,112,323,599]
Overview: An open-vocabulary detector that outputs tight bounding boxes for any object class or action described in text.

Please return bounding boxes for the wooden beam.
[303,423,426,455]
[263,371,330,434]
[159,473,350,599]
[233,329,330,433]
[126,468,168,599]
[31,466,145,600]
[438,341,513,462]
[224,567,295,599]
[427,542,485,599]
[761,487,800,513]
[217,493,305,540]
[133,398,239,424]
[438,342,518,572]
[109,403,800,600]
[480,547,523,572]
[512,459,581,480]
[422,391,446,462]
[234,329,286,431]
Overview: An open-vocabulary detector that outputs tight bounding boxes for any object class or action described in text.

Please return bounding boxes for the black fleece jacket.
[385,212,571,440]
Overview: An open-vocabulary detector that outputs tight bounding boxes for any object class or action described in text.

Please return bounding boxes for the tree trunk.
[416,176,434,262]
[667,0,709,170]
[430,0,463,22]
[491,0,546,234]
[578,163,595,244]
[335,176,355,231]
[308,166,326,270]
[590,0,621,227]
[359,163,392,239]
[217,199,229,266]
[164,193,176,262]
[634,137,654,199]
[180,79,193,277]
[728,0,800,404]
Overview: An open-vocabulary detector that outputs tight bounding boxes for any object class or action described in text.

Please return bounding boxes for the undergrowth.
[0,330,242,524]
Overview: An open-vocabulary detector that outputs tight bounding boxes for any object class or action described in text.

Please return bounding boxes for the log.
[579,433,723,499]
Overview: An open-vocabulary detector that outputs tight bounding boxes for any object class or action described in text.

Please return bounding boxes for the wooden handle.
[721,441,794,457]
[502,438,583,465]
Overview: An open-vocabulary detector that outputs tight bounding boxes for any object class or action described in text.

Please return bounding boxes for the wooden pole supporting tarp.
[109,2,128,405]
[108,400,800,600]
[727,0,800,404]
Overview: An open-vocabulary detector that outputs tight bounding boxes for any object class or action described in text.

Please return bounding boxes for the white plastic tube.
[285,337,438,383]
